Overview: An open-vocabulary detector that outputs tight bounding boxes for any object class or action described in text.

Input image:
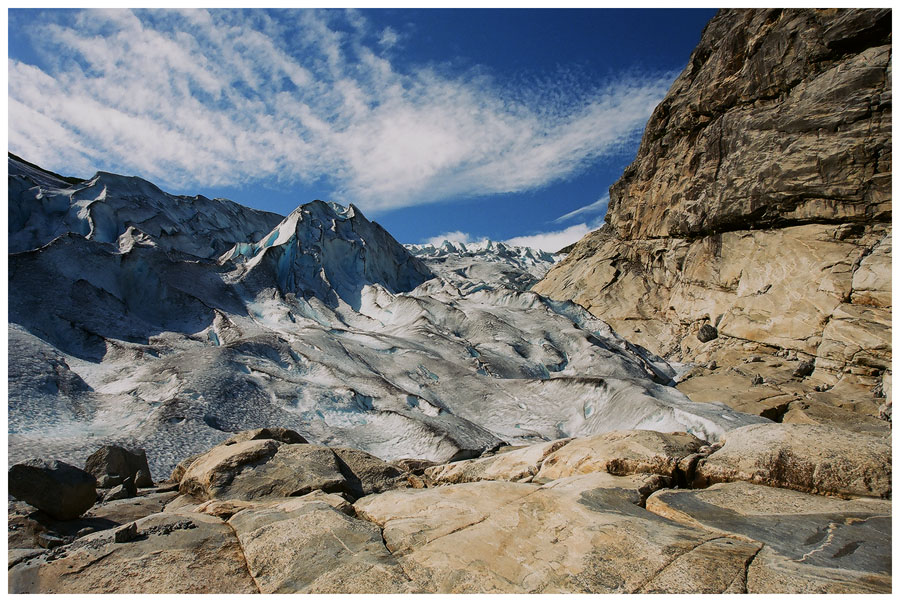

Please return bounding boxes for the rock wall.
[534,8,892,421]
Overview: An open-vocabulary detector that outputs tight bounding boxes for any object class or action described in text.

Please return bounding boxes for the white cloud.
[553,194,609,224]
[503,223,597,253]
[422,230,484,246]
[8,9,674,214]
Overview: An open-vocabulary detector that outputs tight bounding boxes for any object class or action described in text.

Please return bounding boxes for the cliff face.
[534,8,892,425]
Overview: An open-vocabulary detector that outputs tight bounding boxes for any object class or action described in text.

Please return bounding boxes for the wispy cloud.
[8,9,674,213]
[553,194,609,224]
[504,222,598,253]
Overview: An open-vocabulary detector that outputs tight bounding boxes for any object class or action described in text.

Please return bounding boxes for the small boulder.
[134,469,153,488]
[8,459,97,520]
[102,476,137,502]
[84,446,152,489]
[113,522,139,543]
[697,324,718,343]
[792,360,815,378]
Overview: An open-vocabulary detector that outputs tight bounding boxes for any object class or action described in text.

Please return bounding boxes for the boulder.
[102,476,137,502]
[8,459,97,520]
[646,482,891,593]
[697,324,718,343]
[331,447,409,498]
[425,438,572,485]
[354,472,759,593]
[7,512,257,593]
[84,446,153,488]
[220,427,308,446]
[694,423,891,498]
[535,430,705,481]
[228,498,417,593]
[179,440,350,501]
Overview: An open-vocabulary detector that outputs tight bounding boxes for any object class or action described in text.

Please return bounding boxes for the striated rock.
[535,430,705,482]
[84,445,153,488]
[646,482,891,593]
[694,423,891,498]
[354,472,759,593]
[534,8,892,422]
[228,497,417,593]
[8,459,97,520]
[7,512,257,593]
[425,439,572,485]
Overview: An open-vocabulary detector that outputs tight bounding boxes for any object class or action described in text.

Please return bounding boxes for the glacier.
[7,154,768,477]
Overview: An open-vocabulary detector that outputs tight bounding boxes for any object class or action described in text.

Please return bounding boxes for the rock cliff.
[534,8,892,425]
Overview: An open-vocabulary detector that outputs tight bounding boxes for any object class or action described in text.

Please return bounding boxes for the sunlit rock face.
[534,8,892,427]
[7,154,766,478]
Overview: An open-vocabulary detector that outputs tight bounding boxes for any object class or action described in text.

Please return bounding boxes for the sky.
[7,7,717,251]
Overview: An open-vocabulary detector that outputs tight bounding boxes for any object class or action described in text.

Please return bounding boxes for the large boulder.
[178,440,348,501]
[646,482,891,593]
[219,427,308,446]
[694,423,892,498]
[331,447,409,498]
[8,459,97,520]
[84,445,153,488]
[535,430,706,481]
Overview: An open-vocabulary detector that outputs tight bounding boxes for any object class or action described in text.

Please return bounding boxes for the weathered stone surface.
[84,445,153,488]
[534,8,891,419]
[425,439,572,485]
[355,472,758,593]
[646,482,891,593]
[228,498,416,593]
[535,430,705,481]
[8,459,97,520]
[179,440,350,501]
[169,451,204,483]
[7,512,257,593]
[694,423,891,498]
[193,490,353,520]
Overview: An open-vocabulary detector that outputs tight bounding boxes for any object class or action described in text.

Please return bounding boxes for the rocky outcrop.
[646,482,892,593]
[534,8,892,427]
[8,428,892,593]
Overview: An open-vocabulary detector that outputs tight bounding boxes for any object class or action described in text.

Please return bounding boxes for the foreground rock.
[8,460,97,520]
[694,423,892,498]
[355,473,760,593]
[228,497,417,593]
[8,427,892,594]
[647,482,891,593]
[84,445,153,488]
[533,8,892,429]
[8,512,257,594]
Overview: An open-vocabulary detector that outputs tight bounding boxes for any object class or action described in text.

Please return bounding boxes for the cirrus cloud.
[8,8,674,214]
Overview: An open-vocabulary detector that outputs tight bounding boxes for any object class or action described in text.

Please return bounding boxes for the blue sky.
[8,8,716,251]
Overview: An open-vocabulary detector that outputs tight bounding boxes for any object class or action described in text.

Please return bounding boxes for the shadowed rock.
[8,460,97,521]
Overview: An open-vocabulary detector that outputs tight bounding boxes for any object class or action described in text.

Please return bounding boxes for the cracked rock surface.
[9,426,890,593]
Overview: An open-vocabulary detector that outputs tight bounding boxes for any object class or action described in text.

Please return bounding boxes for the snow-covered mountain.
[406,239,559,292]
[7,155,767,477]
